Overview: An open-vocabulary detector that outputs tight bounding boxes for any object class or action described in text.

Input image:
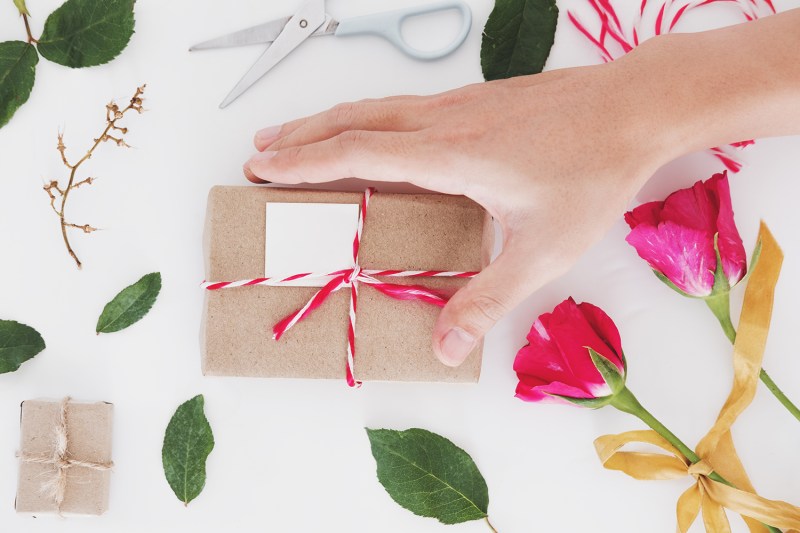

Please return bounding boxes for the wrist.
[613,34,716,167]
[616,12,800,165]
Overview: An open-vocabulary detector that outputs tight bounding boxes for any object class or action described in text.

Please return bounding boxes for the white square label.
[265,202,361,287]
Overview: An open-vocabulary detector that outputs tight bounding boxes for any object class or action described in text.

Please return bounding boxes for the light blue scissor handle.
[334,1,472,61]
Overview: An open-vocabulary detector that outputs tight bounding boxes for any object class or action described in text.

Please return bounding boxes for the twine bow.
[596,223,800,533]
[17,397,114,512]
[203,188,479,387]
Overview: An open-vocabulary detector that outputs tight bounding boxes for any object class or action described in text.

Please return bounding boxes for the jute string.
[16,397,113,512]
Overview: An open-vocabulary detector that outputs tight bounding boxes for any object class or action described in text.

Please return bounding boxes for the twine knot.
[16,397,113,513]
[202,188,480,387]
[344,265,362,285]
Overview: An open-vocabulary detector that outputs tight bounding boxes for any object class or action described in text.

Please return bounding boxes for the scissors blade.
[189,17,291,51]
[219,0,327,109]
[190,15,339,50]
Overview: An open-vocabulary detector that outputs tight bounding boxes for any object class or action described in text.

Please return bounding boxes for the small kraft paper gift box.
[16,398,114,516]
[201,186,494,385]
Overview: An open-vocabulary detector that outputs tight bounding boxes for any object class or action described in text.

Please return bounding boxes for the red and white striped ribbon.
[202,188,479,387]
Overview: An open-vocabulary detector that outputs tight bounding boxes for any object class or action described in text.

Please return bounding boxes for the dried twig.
[43,85,146,268]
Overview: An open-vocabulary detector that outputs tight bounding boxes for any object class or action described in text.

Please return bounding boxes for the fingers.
[245,68,583,184]
[245,130,438,188]
[253,95,426,152]
[433,241,560,367]
[271,101,429,154]
[251,68,580,152]
[244,163,267,184]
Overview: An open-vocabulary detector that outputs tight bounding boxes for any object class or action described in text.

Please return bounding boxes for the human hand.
[243,50,675,368]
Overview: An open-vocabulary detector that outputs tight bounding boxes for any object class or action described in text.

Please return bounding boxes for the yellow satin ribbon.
[596,223,800,533]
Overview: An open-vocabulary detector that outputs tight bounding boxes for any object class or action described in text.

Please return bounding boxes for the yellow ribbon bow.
[596,223,800,533]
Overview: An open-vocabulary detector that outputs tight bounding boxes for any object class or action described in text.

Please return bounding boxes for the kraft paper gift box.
[201,186,494,383]
[16,399,113,515]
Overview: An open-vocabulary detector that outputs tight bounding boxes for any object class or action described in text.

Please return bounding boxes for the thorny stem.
[484,516,498,532]
[46,85,145,268]
[22,13,37,44]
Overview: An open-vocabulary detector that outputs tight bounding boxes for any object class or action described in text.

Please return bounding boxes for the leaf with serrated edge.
[481,0,558,81]
[96,272,161,334]
[0,41,38,129]
[37,0,135,68]
[0,320,45,374]
[366,428,489,524]
[162,395,215,506]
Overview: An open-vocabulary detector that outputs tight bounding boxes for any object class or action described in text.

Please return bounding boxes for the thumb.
[432,244,551,367]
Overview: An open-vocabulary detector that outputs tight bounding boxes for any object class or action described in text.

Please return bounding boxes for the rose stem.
[22,13,37,44]
[610,387,782,533]
[610,388,727,484]
[705,292,800,422]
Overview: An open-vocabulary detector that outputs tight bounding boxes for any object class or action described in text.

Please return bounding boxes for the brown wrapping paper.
[202,186,494,382]
[16,399,113,515]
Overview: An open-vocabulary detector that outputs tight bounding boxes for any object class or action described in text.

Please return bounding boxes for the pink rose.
[624,171,747,297]
[514,298,626,405]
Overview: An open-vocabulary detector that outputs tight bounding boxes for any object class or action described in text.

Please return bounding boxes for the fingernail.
[439,327,476,367]
[255,125,282,145]
[243,163,269,184]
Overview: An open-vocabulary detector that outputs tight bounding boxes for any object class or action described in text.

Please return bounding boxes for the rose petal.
[659,179,719,233]
[514,299,627,403]
[626,221,716,297]
[705,172,747,285]
[546,299,620,388]
[576,301,624,371]
[625,200,663,229]
[515,379,602,404]
[513,334,597,394]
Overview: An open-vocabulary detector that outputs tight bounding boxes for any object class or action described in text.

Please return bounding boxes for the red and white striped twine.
[567,0,776,172]
[202,188,479,387]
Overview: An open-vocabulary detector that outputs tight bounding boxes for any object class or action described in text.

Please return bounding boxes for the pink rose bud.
[624,171,747,298]
[514,298,626,406]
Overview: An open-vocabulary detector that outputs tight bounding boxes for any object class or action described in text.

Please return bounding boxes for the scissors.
[190,0,473,108]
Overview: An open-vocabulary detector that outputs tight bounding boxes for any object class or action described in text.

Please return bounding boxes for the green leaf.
[162,395,215,506]
[588,347,625,394]
[481,0,558,81]
[96,272,161,334]
[14,0,29,16]
[366,428,489,524]
[0,41,38,129]
[37,0,135,68]
[0,320,45,374]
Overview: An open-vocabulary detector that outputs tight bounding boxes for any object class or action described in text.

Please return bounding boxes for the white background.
[1,1,800,532]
